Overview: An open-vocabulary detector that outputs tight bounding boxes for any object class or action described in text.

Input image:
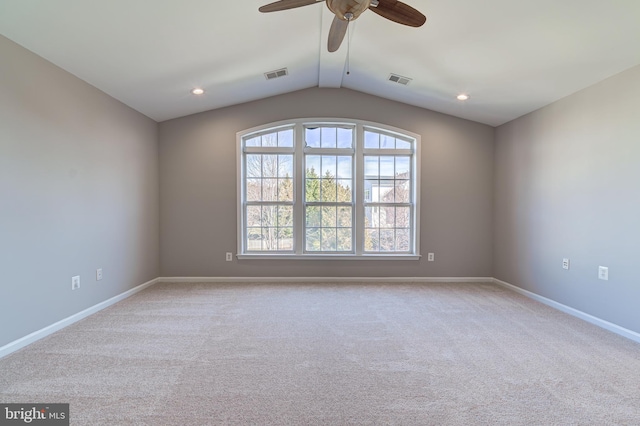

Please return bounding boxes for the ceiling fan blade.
[259,0,322,13]
[369,0,426,27]
[327,15,349,52]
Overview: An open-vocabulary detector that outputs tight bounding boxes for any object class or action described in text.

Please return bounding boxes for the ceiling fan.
[259,0,426,52]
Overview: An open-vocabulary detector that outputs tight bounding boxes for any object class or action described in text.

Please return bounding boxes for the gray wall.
[494,65,640,334]
[0,36,160,347]
[159,88,495,277]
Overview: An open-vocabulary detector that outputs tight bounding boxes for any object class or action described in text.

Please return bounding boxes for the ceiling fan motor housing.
[327,0,371,21]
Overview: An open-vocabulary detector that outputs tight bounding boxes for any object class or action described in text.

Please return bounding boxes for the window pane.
[365,229,379,251]
[364,156,378,177]
[396,156,410,176]
[261,206,278,227]
[321,228,337,251]
[246,206,262,227]
[321,127,337,148]
[262,155,278,177]
[379,180,395,202]
[247,228,262,250]
[321,156,336,178]
[306,228,320,251]
[246,154,261,177]
[364,206,377,228]
[246,179,261,201]
[337,180,352,202]
[262,228,278,250]
[262,133,277,147]
[396,229,410,251]
[321,206,336,227]
[338,206,352,227]
[365,180,379,202]
[337,127,353,148]
[278,228,294,250]
[381,134,395,149]
[306,179,320,202]
[337,156,352,178]
[381,206,395,228]
[278,206,293,227]
[278,129,293,147]
[306,155,321,176]
[380,229,395,251]
[246,136,260,147]
[364,131,379,149]
[395,180,410,203]
[278,178,293,202]
[278,155,293,177]
[321,179,337,202]
[306,206,321,227]
[306,127,320,148]
[379,180,394,203]
[380,156,395,177]
[263,179,279,201]
[396,139,411,149]
[337,229,352,251]
[305,155,321,202]
[396,207,411,227]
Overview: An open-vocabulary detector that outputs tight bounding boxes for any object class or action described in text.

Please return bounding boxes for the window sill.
[236,254,422,261]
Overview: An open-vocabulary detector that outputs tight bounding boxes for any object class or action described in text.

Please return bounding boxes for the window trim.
[236,118,421,260]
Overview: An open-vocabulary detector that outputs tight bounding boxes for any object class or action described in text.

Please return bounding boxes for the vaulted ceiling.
[1,0,639,126]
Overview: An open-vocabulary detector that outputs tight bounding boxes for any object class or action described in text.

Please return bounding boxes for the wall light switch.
[598,266,609,281]
[72,275,80,290]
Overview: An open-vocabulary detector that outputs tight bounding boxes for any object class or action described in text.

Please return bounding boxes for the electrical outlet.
[72,275,80,290]
[562,258,570,270]
[226,252,233,262]
[598,266,609,281]
[96,268,103,281]
[427,253,435,262]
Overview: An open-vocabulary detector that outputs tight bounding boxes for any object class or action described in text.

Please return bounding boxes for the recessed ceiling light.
[191,88,205,95]
[456,94,470,101]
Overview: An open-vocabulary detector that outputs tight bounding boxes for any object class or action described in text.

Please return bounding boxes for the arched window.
[237,118,420,259]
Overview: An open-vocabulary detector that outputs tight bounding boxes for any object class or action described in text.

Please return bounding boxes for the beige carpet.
[1,282,639,425]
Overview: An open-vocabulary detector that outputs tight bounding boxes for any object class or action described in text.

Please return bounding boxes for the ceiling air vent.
[265,68,288,80]
[388,74,412,85]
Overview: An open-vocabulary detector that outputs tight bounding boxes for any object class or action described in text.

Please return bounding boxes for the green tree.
[305,166,352,251]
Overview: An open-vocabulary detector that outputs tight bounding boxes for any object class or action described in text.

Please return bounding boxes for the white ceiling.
[1,0,639,126]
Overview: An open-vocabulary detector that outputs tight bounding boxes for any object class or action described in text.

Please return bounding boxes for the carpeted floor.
[1,282,639,425]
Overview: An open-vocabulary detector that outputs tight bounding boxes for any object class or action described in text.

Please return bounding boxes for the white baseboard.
[493,278,640,344]
[0,278,159,359]
[157,276,493,283]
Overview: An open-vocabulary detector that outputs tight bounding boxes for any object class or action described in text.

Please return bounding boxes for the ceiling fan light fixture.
[456,93,470,101]
[326,0,369,21]
[191,88,205,95]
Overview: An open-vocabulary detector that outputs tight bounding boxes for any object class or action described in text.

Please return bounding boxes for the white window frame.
[236,118,421,260]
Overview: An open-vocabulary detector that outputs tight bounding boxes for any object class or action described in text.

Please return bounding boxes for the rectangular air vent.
[388,74,412,85]
[265,68,288,80]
